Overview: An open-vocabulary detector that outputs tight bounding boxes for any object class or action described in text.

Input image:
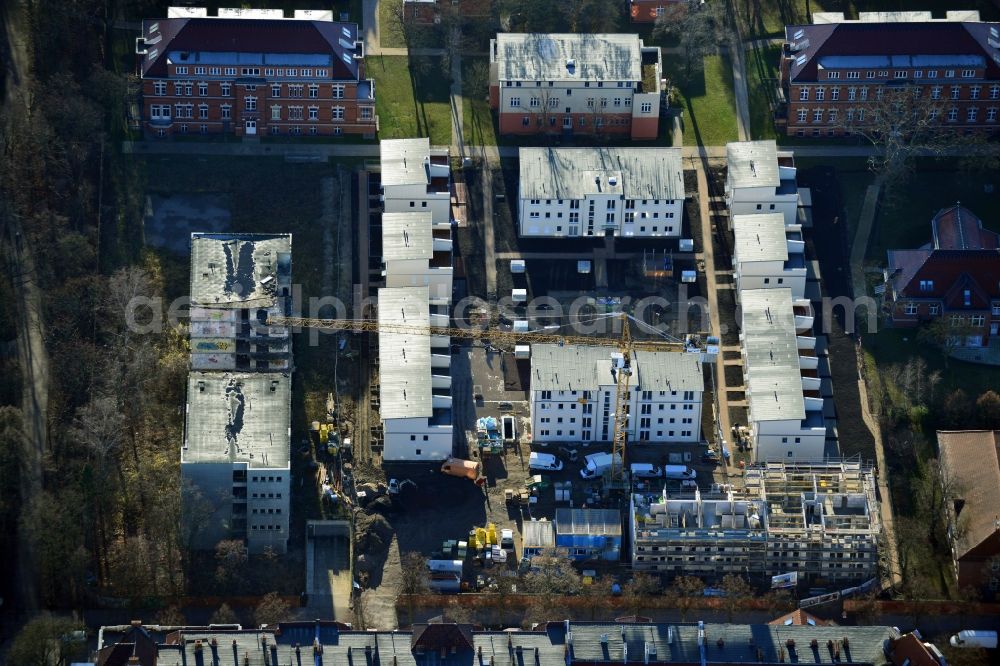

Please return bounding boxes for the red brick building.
[489,33,663,140]
[137,10,377,138]
[403,0,493,25]
[780,12,1000,137]
[884,204,1000,348]
[937,430,1000,598]
[629,0,686,24]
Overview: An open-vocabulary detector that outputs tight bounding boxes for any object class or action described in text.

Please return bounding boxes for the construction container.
[512,288,527,303]
[510,259,526,273]
[513,319,529,333]
[514,345,530,359]
[440,457,481,479]
[577,260,591,274]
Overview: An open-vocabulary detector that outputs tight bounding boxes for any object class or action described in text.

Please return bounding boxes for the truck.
[950,630,997,649]
[664,465,697,480]
[580,452,623,479]
[441,457,481,480]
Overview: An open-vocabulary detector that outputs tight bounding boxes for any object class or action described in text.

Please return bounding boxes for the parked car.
[680,479,698,490]
[529,451,563,472]
[664,465,697,480]
[630,463,663,479]
[580,452,622,479]
[701,449,721,465]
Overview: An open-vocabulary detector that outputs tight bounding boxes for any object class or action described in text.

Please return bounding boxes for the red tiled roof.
[897,250,1000,307]
[786,21,1000,83]
[888,632,945,666]
[768,609,834,626]
[140,18,360,80]
[932,205,999,250]
[937,431,1000,561]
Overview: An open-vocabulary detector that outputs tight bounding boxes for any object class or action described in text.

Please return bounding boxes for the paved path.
[850,183,882,301]
[450,51,464,157]
[729,41,752,141]
[362,0,379,55]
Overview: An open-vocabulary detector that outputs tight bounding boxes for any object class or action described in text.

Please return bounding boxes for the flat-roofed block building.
[739,289,826,461]
[381,212,454,301]
[518,148,684,238]
[378,287,453,462]
[732,213,807,298]
[182,372,291,554]
[189,233,292,372]
[530,344,704,445]
[489,33,663,140]
[631,461,880,584]
[380,138,452,225]
[137,7,376,138]
[725,141,800,227]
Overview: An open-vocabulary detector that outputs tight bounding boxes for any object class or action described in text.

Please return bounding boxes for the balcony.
[799,355,819,370]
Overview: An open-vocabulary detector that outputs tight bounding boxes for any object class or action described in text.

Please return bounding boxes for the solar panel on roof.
[793,29,804,40]
[342,26,351,37]
[992,26,999,39]
[796,54,807,66]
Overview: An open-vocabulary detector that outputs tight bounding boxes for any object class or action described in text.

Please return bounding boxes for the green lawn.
[369,55,453,145]
[666,54,739,147]
[866,160,1000,261]
[378,0,406,48]
[461,56,497,147]
[745,43,782,141]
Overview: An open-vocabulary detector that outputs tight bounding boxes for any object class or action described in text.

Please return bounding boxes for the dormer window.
[919,280,934,292]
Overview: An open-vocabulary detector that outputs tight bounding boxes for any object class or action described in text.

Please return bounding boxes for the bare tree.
[976,390,1000,429]
[399,551,429,626]
[719,573,752,622]
[210,603,239,625]
[834,85,955,197]
[215,539,249,586]
[254,591,291,627]
[654,1,730,81]
[622,573,660,617]
[664,575,704,621]
[7,614,85,666]
[522,549,581,594]
[156,605,187,626]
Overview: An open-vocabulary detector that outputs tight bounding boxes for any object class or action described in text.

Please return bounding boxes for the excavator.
[269,312,695,483]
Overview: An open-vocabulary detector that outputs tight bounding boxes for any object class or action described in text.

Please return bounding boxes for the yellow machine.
[269,313,688,483]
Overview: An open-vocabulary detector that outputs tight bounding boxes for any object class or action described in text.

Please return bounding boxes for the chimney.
[131,620,143,628]
[194,639,206,666]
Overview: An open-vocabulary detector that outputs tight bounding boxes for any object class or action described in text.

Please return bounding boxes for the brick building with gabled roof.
[884,204,1000,349]
[136,7,376,138]
[779,11,1000,137]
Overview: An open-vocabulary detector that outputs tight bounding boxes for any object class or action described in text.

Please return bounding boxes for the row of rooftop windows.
[527,199,677,206]
[504,80,634,88]
[173,66,331,78]
[795,106,999,124]
[154,81,349,98]
[822,68,978,81]
[538,390,696,400]
[799,83,1000,101]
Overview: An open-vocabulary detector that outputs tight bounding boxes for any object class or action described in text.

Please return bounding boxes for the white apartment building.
[725,141,800,227]
[380,138,452,225]
[517,148,684,238]
[732,213,807,298]
[379,286,453,462]
[529,344,704,445]
[381,212,453,301]
[189,233,292,372]
[489,33,663,140]
[181,372,291,554]
[740,289,826,461]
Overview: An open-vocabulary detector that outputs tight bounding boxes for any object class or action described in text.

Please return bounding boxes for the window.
[927,70,938,79]
[988,107,998,122]
[198,104,208,119]
[225,67,237,76]
[962,69,976,78]
[928,304,940,315]
[287,69,297,77]
[857,109,865,122]
[931,85,942,100]
[971,85,982,100]
[308,106,318,120]
[919,280,934,292]
[968,107,978,122]
[221,104,231,120]
[815,87,825,101]
[904,302,918,315]
[271,84,281,97]
[830,87,840,100]
[332,106,344,120]
[878,70,888,78]
[847,71,859,80]
[153,81,166,95]
[221,83,231,97]
[951,315,966,327]
[271,106,281,120]
[971,315,985,327]
[198,83,207,96]
[827,71,840,80]
[914,70,923,79]
[176,66,188,75]
[799,87,809,101]
[860,86,868,100]
[813,109,823,122]
[332,84,345,99]
[509,97,520,107]
[946,69,955,78]
[613,97,621,107]
[309,85,319,98]
[245,96,257,111]
[288,85,303,98]
[360,106,373,120]
[993,303,1000,316]
[948,107,959,122]
[894,71,907,79]
[640,102,652,113]
[828,109,837,123]
[951,86,961,100]
[847,87,856,101]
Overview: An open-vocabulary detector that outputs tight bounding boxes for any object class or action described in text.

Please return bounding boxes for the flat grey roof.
[380,138,430,187]
[740,289,805,422]
[378,287,432,420]
[522,520,555,549]
[190,233,291,309]
[727,141,780,189]
[531,344,703,394]
[382,212,433,261]
[734,213,790,263]
[555,508,622,536]
[494,33,643,82]
[519,148,684,201]
[183,372,290,469]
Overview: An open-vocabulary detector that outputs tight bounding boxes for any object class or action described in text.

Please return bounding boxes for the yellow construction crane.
[269,313,688,483]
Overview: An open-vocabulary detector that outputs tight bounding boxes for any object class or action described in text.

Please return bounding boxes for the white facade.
[381,212,454,301]
[739,289,826,462]
[732,214,808,299]
[181,372,291,555]
[379,287,453,462]
[726,141,799,227]
[517,148,684,237]
[529,345,704,445]
[380,138,452,225]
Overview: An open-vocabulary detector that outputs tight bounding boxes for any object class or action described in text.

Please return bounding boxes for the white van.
[529,451,563,472]
[581,452,622,479]
[630,463,662,479]
[950,630,997,649]
[664,465,697,480]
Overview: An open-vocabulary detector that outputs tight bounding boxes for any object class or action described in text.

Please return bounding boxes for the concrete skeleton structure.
[137,7,376,138]
[181,372,291,554]
[189,233,292,372]
[739,289,826,461]
[732,213,807,299]
[529,344,704,445]
[517,148,685,238]
[725,141,801,228]
[630,461,881,584]
[489,33,664,140]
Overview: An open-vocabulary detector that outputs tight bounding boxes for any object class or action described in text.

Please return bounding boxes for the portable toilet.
[511,259,526,274]
[681,270,697,283]
[679,238,694,252]
[514,345,531,360]
[512,288,527,303]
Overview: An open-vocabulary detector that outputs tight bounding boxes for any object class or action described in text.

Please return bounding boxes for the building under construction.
[629,461,880,585]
